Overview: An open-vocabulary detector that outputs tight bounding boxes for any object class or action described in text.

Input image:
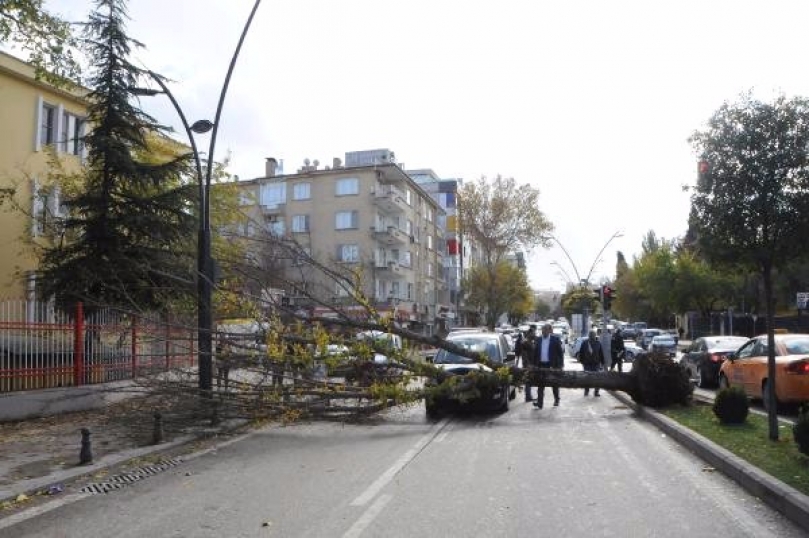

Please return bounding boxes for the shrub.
[713,386,749,424]
[793,404,809,455]
[630,352,693,408]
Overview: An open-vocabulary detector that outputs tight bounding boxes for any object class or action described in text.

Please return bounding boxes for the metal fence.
[0,300,197,393]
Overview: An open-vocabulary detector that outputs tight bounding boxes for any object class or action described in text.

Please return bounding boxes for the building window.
[401,251,411,267]
[335,210,358,230]
[267,218,285,236]
[335,177,359,196]
[335,282,350,298]
[40,103,56,147]
[427,207,433,223]
[337,244,359,262]
[428,263,434,277]
[405,188,412,205]
[427,234,433,250]
[61,112,84,155]
[293,246,312,266]
[292,182,311,200]
[407,283,414,300]
[260,183,286,206]
[291,215,310,233]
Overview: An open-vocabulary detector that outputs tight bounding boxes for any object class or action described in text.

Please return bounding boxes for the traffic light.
[602,285,614,311]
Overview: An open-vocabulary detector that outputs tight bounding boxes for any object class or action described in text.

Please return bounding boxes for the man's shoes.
[533,401,543,409]
[553,399,560,407]
[525,397,534,402]
[584,390,589,396]
[594,392,601,397]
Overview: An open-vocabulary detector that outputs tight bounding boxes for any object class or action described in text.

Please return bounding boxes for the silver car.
[649,334,677,357]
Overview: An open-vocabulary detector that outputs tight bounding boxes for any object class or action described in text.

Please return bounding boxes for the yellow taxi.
[718,333,809,409]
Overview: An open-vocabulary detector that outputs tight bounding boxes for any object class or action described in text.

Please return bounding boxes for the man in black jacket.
[579,330,605,396]
[610,328,626,372]
[532,323,565,408]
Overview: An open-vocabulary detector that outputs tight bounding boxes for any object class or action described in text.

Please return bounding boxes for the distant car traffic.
[649,334,677,357]
[638,329,664,350]
[681,336,749,388]
[622,340,644,362]
[425,331,516,417]
[719,333,809,410]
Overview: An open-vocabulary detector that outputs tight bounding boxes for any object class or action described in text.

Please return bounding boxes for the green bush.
[713,386,749,424]
[793,404,809,455]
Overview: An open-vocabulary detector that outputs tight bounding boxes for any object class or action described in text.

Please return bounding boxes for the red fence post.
[73,302,84,386]
[131,316,138,378]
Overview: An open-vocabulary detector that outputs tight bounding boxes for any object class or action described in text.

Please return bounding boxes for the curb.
[610,390,809,533]
[0,418,249,506]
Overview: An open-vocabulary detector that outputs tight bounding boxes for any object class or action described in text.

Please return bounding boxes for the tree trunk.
[524,368,638,393]
[763,261,779,441]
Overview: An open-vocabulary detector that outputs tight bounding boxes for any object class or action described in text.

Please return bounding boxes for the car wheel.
[426,400,440,419]
[499,385,510,412]
[718,374,730,390]
[762,380,781,413]
[696,365,710,388]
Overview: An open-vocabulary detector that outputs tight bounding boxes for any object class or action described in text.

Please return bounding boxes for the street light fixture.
[134,0,262,392]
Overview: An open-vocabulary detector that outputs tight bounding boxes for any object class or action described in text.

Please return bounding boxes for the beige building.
[231,150,450,335]
[0,51,88,302]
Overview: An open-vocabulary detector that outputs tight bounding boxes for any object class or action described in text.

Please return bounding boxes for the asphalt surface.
[1,393,805,537]
[0,353,807,536]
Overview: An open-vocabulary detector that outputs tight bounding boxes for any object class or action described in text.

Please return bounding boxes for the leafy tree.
[36,0,196,314]
[1,0,82,85]
[462,261,533,328]
[457,175,552,328]
[533,297,552,320]
[689,92,809,440]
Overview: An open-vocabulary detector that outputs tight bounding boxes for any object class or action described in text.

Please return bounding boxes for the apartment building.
[0,51,88,302]
[233,150,448,335]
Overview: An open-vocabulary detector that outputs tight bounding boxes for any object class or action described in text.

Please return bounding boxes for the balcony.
[375,260,402,279]
[372,189,408,214]
[372,225,406,245]
[261,202,286,216]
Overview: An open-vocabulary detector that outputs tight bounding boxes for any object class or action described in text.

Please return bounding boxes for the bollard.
[152,412,164,445]
[79,428,93,465]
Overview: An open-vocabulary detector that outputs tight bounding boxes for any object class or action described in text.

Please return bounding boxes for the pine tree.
[37,0,197,314]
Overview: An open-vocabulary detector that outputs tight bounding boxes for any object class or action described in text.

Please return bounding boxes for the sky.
[28,0,809,291]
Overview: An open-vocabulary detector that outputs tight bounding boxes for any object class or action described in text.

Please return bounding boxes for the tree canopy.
[1,0,82,85]
[457,175,552,327]
[689,92,809,440]
[36,0,196,314]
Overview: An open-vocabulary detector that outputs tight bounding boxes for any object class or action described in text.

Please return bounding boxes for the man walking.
[610,328,626,372]
[579,330,605,396]
[533,323,565,408]
[522,325,538,402]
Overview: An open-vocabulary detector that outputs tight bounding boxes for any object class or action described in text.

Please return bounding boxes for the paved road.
[1,374,803,537]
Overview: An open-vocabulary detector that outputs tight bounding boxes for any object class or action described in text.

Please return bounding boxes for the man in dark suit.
[579,330,605,396]
[533,323,565,408]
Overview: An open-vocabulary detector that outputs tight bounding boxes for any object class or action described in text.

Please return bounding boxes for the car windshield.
[782,336,809,355]
[434,336,500,364]
[706,337,748,351]
[653,336,674,343]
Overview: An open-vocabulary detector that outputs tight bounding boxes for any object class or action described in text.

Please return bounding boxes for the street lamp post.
[135,0,262,392]
[545,231,623,336]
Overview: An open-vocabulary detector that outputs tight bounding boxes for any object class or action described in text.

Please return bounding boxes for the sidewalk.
[0,391,246,507]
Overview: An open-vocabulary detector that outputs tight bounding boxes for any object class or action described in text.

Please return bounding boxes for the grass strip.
[662,403,809,495]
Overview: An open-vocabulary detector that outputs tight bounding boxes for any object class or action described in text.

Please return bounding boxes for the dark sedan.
[681,335,749,388]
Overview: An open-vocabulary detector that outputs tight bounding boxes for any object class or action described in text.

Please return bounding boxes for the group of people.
[513,323,627,405]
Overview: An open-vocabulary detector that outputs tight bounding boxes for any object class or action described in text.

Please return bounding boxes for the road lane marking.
[350,418,449,507]
[342,494,393,538]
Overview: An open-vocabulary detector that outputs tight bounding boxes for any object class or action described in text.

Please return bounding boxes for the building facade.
[232,150,449,335]
[0,52,88,303]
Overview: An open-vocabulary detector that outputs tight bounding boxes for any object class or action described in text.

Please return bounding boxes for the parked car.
[425,331,516,417]
[649,334,678,357]
[569,336,588,360]
[622,340,644,362]
[719,333,809,410]
[638,328,664,350]
[681,336,749,388]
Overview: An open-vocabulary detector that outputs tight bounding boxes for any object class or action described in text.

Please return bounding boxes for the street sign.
[798,292,809,309]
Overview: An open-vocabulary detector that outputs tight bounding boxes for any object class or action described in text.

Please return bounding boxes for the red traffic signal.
[602,285,613,299]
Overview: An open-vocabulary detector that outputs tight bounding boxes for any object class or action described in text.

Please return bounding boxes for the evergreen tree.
[37,0,196,314]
